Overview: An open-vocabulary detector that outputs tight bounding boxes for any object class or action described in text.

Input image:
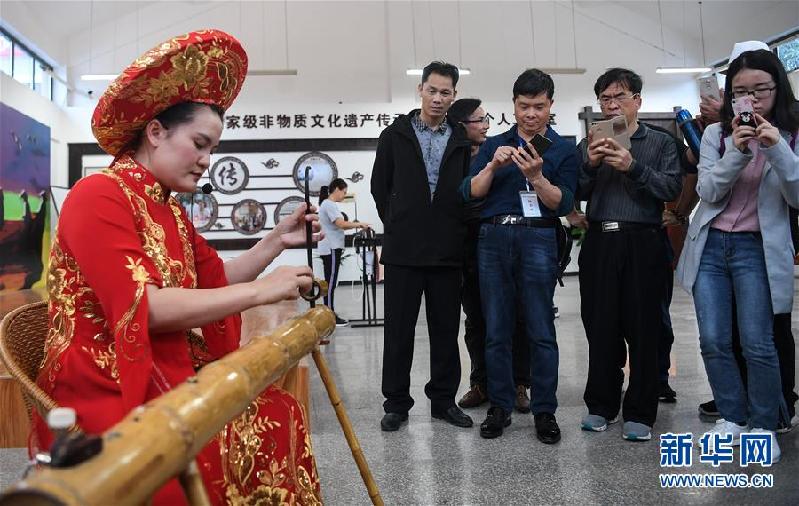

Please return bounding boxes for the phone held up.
[732,95,757,128]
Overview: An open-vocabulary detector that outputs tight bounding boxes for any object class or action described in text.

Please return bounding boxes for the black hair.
[319,178,348,205]
[134,101,225,149]
[318,186,330,205]
[155,101,225,129]
[448,98,482,123]
[422,61,459,88]
[593,68,643,96]
[329,178,348,192]
[721,49,799,136]
[513,69,554,100]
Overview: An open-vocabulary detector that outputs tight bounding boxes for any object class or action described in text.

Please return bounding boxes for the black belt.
[483,215,558,228]
[591,220,659,233]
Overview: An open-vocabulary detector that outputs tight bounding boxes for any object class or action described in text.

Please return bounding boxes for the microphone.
[201,183,213,194]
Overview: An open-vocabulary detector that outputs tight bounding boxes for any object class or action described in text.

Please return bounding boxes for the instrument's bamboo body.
[0,307,335,506]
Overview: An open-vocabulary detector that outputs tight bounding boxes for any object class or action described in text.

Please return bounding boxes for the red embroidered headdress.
[91,29,248,155]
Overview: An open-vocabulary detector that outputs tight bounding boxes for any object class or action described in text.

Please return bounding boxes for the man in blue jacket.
[465,69,579,442]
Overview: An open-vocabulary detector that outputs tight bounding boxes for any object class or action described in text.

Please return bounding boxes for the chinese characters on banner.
[223,112,557,131]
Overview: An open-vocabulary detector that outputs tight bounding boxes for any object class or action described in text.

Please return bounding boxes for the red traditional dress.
[32,154,322,504]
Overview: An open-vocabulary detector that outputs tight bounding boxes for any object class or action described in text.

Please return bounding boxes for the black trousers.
[579,226,665,427]
[321,248,343,311]
[461,223,530,388]
[382,264,462,414]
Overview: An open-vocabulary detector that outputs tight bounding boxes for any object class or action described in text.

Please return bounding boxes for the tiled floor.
[2,277,798,504]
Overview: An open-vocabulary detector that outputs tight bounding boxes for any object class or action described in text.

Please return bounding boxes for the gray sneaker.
[622,421,652,441]
[581,414,618,432]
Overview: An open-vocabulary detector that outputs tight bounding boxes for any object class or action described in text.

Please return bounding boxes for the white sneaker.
[702,418,746,446]
[749,428,781,464]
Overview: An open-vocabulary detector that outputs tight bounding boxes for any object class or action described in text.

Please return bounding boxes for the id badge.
[519,191,542,218]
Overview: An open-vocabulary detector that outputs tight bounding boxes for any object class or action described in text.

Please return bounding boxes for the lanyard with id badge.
[518,137,542,218]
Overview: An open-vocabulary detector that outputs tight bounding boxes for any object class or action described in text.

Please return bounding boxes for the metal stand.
[349,231,383,328]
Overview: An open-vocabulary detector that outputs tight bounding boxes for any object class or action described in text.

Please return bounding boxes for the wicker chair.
[0,301,57,419]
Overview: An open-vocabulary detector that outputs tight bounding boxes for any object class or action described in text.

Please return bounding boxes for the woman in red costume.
[32,30,323,504]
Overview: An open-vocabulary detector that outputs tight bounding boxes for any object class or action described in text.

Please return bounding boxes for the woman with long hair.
[677,49,799,463]
[317,178,369,326]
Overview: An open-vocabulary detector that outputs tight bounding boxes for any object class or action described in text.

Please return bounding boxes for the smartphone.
[590,116,632,149]
[732,96,756,128]
[530,134,552,156]
[698,75,721,100]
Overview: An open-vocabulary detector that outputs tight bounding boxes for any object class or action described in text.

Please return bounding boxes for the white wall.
[3,0,797,283]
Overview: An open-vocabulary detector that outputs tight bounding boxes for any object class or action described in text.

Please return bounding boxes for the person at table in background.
[317,178,370,327]
[448,98,532,414]
[33,30,323,505]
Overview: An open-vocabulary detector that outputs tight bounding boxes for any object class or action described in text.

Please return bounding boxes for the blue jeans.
[478,223,558,414]
[693,229,783,430]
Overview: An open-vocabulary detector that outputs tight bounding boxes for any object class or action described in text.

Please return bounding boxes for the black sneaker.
[534,412,561,444]
[480,406,511,439]
[698,400,720,417]
[658,383,677,403]
[335,316,349,327]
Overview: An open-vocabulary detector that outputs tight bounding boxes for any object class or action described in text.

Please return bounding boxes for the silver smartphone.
[698,75,721,100]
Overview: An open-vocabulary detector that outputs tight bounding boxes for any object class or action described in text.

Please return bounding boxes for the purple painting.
[1,102,51,291]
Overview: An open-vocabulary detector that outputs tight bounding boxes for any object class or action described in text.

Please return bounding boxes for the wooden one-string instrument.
[0,307,335,505]
[302,167,384,506]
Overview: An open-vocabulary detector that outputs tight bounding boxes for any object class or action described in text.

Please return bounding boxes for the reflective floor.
[2,277,798,504]
[309,277,799,505]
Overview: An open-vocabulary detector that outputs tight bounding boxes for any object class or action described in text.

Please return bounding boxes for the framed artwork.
[176,192,219,233]
[231,199,267,235]
[274,196,305,226]
[292,151,338,196]
[210,155,249,194]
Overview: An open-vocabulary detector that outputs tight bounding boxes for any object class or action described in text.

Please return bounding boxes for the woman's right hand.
[252,265,314,305]
[731,115,756,153]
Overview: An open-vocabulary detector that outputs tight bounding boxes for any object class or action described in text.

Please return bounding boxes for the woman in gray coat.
[676,49,799,463]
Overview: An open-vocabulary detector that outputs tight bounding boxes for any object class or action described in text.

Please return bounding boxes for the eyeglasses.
[462,116,490,125]
[732,86,776,99]
[597,93,640,107]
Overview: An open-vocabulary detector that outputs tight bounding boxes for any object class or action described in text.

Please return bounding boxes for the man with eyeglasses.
[371,61,473,432]
[466,69,579,443]
[577,68,682,442]
[449,98,533,415]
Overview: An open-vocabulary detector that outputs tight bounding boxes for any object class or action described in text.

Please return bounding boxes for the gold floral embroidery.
[42,240,77,381]
[171,44,209,87]
[170,198,198,288]
[79,298,106,326]
[81,343,119,380]
[144,182,167,204]
[216,390,322,505]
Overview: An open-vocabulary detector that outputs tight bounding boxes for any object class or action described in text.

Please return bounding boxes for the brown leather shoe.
[515,385,531,414]
[458,384,487,409]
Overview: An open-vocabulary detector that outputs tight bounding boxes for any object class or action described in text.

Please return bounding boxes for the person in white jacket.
[676,48,799,463]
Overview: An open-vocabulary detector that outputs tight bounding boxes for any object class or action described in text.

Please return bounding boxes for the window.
[777,37,799,73]
[12,44,34,89]
[34,61,52,99]
[0,34,11,76]
[0,28,56,100]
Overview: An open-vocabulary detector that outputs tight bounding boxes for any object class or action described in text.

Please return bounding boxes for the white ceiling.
[1,0,797,107]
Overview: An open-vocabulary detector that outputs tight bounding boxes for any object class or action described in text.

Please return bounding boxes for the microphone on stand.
[201,183,214,194]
